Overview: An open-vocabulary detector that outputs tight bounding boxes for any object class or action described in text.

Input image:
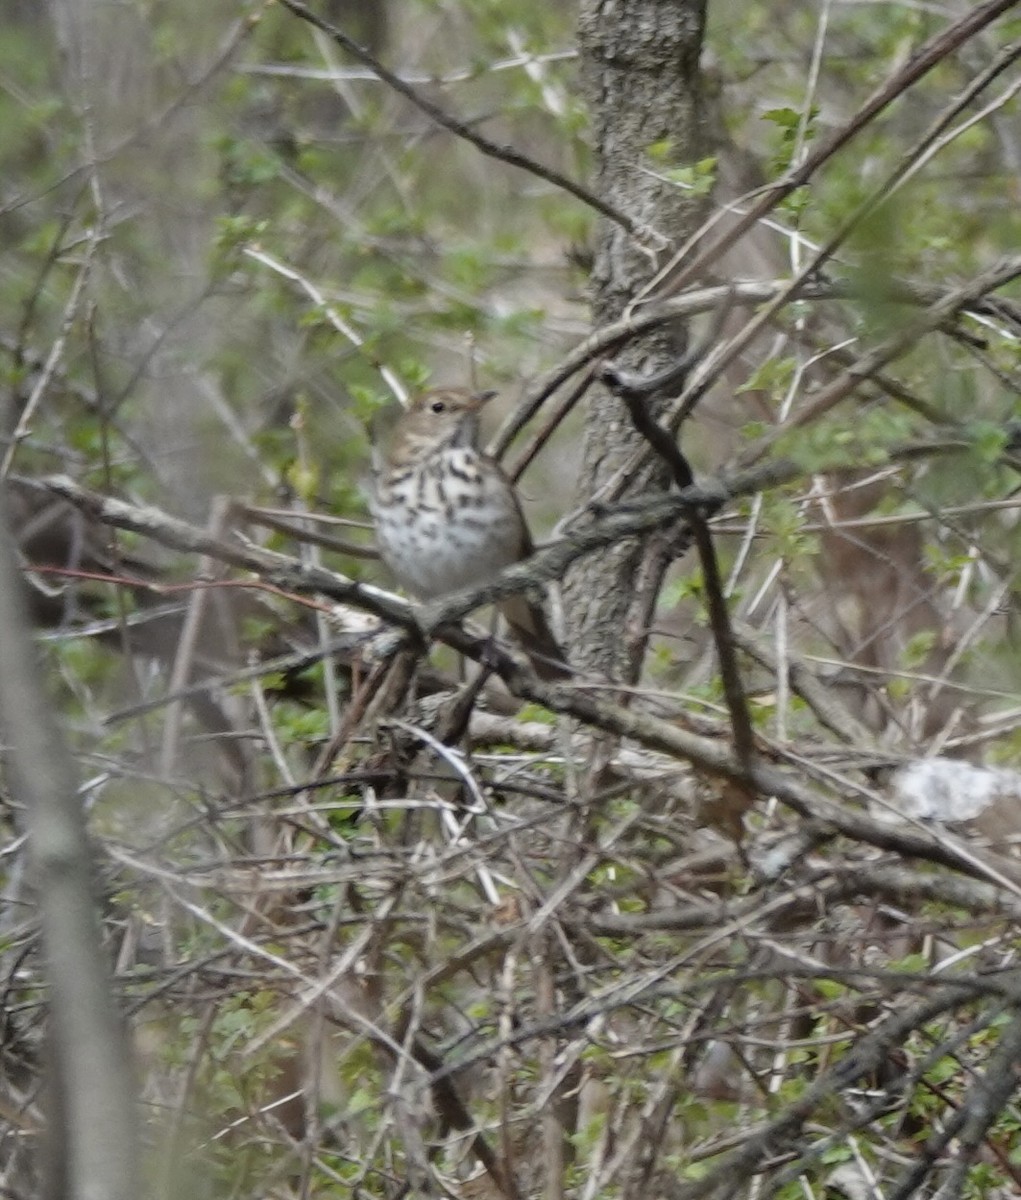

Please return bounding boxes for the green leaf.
[761,106,801,130]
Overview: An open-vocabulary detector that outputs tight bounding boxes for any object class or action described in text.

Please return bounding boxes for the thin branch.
[607,377,755,770]
[670,987,1003,1200]
[275,0,644,236]
[2,232,99,478]
[34,471,1021,892]
[737,254,1021,465]
[490,272,1013,459]
[667,46,1021,425]
[244,245,408,405]
[504,366,597,481]
[633,0,1021,302]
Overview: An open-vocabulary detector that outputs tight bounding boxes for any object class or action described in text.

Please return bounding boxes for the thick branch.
[0,492,137,1199]
[35,461,798,635]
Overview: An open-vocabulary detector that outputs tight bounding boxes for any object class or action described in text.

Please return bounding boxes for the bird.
[370,387,568,680]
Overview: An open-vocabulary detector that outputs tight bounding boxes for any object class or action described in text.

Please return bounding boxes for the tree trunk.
[567,0,708,684]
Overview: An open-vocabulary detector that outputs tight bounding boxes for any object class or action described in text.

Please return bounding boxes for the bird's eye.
[430,399,446,413]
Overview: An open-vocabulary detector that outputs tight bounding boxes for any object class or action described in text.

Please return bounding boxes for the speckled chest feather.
[373,445,527,600]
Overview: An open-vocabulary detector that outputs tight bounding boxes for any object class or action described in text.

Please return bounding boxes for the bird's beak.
[470,389,499,410]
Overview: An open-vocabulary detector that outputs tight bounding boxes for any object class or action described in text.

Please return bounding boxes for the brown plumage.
[371,388,568,679]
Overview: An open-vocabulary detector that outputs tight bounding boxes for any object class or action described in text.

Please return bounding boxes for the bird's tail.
[499,594,570,681]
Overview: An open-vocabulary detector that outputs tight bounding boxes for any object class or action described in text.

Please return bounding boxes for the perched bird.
[371,388,568,679]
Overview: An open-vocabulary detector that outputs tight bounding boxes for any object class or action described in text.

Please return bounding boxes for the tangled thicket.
[3,2,1021,1198]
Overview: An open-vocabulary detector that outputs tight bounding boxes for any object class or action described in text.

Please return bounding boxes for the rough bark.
[568,0,708,684]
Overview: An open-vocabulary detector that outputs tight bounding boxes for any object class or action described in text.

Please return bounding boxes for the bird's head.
[378,388,498,466]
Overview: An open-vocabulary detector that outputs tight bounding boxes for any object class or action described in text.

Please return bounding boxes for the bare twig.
[33,472,1021,897]
[608,379,755,770]
[632,0,1021,303]
[276,0,644,237]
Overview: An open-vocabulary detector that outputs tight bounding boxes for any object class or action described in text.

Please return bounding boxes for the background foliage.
[3,1,1021,1197]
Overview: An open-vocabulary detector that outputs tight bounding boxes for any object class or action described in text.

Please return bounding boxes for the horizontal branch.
[584,861,1021,936]
[34,459,797,637]
[32,472,1021,894]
